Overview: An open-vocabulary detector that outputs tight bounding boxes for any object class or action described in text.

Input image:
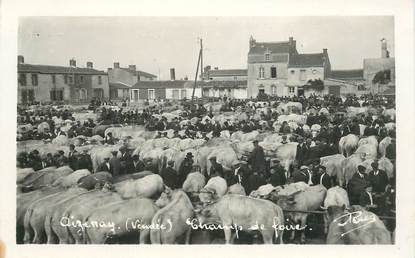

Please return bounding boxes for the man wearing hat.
[104,132,116,145]
[292,165,313,185]
[77,149,93,172]
[68,144,78,170]
[131,154,145,173]
[249,140,266,176]
[97,157,112,173]
[359,183,378,212]
[109,150,121,176]
[268,159,286,187]
[367,161,389,193]
[119,146,132,173]
[178,152,194,187]
[296,137,308,166]
[315,165,332,189]
[208,156,224,179]
[347,164,369,205]
[161,160,179,189]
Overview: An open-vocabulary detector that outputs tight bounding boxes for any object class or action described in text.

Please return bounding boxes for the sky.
[18,16,394,80]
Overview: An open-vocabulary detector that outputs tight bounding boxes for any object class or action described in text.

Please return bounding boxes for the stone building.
[363,39,395,94]
[107,62,157,101]
[247,36,298,98]
[17,56,109,104]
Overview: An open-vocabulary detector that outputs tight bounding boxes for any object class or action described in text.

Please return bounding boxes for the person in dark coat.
[367,161,389,193]
[129,154,145,173]
[109,151,121,176]
[347,164,369,205]
[359,184,379,213]
[55,150,67,167]
[295,137,308,166]
[268,159,286,187]
[249,140,266,175]
[292,165,313,185]
[314,165,332,189]
[160,160,179,189]
[119,146,132,173]
[209,156,224,179]
[67,144,78,170]
[97,157,112,173]
[246,171,266,196]
[178,152,194,187]
[385,138,396,161]
[77,149,93,171]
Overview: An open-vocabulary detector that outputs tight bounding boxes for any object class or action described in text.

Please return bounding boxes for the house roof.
[132,80,248,89]
[208,69,247,77]
[330,69,364,80]
[18,63,107,75]
[121,68,157,78]
[132,80,190,89]
[248,41,293,55]
[379,87,395,95]
[288,53,326,67]
[109,82,132,89]
[194,80,248,89]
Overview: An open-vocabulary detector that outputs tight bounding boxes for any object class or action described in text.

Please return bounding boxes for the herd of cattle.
[17,100,395,245]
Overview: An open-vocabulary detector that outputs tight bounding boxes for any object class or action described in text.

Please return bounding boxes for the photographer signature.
[333,211,377,237]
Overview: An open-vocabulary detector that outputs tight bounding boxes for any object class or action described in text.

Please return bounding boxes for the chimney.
[381,39,388,58]
[170,68,176,81]
[249,36,256,49]
[114,62,120,69]
[86,61,93,68]
[323,48,328,55]
[129,65,136,71]
[214,67,219,70]
[69,59,76,67]
[289,37,296,54]
[18,55,24,64]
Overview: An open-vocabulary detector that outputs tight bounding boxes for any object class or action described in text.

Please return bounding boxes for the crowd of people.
[17,93,396,225]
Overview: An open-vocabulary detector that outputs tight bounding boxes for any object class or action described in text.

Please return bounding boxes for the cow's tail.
[23,208,34,243]
[273,206,284,244]
[149,212,162,244]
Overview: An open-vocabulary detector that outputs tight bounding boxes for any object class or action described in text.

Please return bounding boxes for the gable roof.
[18,63,107,75]
[109,82,132,89]
[248,41,293,55]
[288,53,326,67]
[208,69,247,77]
[132,80,189,89]
[121,68,157,78]
[330,69,364,80]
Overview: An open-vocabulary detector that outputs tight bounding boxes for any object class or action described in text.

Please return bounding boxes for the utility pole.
[192,38,204,102]
[200,38,204,99]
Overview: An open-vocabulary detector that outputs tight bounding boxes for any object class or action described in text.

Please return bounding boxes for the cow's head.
[198,187,217,204]
[155,187,173,207]
[193,201,219,225]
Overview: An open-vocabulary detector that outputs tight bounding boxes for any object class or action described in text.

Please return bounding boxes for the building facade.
[247,36,298,98]
[108,62,157,101]
[130,80,201,102]
[17,56,109,104]
[203,68,248,81]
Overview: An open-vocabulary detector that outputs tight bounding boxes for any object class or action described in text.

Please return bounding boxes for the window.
[19,73,27,86]
[181,89,187,99]
[27,89,34,101]
[80,75,84,83]
[290,70,295,74]
[259,67,265,79]
[172,89,179,99]
[31,74,38,86]
[51,75,56,84]
[271,67,277,78]
[265,53,270,61]
[137,74,141,81]
[50,89,63,101]
[148,89,155,100]
[110,89,118,99]
[68,76,73,85]
[64,75,68,84]
[300,69,306,81]
[271,85,277,95]
[288,87,295,94]
[98,76,102,85]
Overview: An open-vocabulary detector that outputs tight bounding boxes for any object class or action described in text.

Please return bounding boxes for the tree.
[305,79,324,91]
[372,70,391,84]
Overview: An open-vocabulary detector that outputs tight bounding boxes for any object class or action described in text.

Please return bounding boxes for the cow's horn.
[320,205,327,210]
